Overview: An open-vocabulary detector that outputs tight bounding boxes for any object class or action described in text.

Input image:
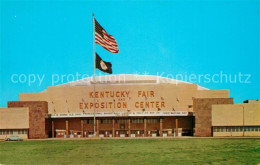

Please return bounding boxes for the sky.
[0,0,259,107]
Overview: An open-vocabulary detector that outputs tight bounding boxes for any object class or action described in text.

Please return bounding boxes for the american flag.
[95,19,119,53]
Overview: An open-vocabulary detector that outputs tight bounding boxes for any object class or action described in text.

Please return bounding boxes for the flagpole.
[92,13,96,137]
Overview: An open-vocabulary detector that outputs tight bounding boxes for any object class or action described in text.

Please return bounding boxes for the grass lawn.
[0,138,259,165]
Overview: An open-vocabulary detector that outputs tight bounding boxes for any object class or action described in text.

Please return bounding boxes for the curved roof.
[56,74,208,90]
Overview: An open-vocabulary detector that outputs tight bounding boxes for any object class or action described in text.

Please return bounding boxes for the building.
[0,74,259,139]
[0,107,29,139]
[212,102,260,136]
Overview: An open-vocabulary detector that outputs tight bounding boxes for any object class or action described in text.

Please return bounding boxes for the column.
[96,119,99,136]
[27,129,29,139]
[81,119,84,138]
[160,118,163,137]
[112,118,115,137]
[66,119,69,138]
[192,116,195,136]
[52,120,55,138]
[175,117,178,136]
[94,117,96,136]
[144,118,147,137]
[128,118,131,137]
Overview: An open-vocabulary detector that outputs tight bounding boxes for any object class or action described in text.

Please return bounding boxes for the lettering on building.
[79,90,165,110]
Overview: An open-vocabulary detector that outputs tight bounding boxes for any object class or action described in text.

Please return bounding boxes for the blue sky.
[0,0,259,106]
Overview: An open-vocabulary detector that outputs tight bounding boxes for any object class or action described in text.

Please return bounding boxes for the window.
[131,118,144,124]
[101,119,112,124]
[218,127,221,132]
[214,127,222,132]
[116,119,128,124]
[239,126,260,132]
[85,119,94,124]
[213,126,260,132]
[17,129,27,134]
[227,127,231,132]
[147,118,160,124]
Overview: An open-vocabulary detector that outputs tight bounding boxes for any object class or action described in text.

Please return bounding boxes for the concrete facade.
[212,102,260,136]
[16,75,231,138]
[19,75,229,115]
[193,98,234,137]
[8,101,49,139]
[0,107,29,139]
[0,74,258,139]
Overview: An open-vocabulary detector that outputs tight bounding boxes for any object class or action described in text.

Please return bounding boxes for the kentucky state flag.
[95,53,112,74]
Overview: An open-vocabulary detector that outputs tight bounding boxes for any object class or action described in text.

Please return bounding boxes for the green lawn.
[0,138,259,165]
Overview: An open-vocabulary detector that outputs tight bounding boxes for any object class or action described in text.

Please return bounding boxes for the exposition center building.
[0,74,259,139]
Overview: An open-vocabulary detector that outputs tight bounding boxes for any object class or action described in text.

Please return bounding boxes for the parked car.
[5,135,23,141]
